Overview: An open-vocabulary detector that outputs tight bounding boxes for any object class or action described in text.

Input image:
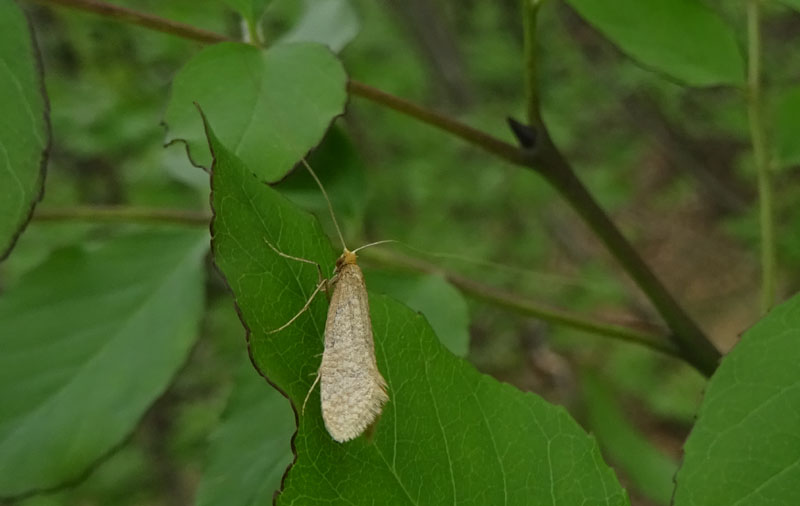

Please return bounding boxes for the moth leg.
[263,237,326,286]
[301,369,322,415]
[323,273,339,303]
[264,279,326,335]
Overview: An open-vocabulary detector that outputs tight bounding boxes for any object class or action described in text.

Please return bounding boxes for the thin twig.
[347,81,529,165]
[28,0,229,43]
[747,0,776,314]
[33,206,211,226]
[362,248,679,358]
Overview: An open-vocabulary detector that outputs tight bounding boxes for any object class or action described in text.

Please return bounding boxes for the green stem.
[747,0,776,314]
[522,0,543,126]
[362,248,680,358]
[245,17,262,46]
[33,206,211,226]
[29,0,721,375]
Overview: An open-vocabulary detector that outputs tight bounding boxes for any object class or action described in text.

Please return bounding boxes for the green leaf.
[582,373,678,505]
[0,230,207,497]
[278,0,360,53]
[0,1,49,260]
[206,118,629,505]
[196,359,294,506]
[223,0,271,25]
[772,86,800,169]
[564,0,744,87]
[164,42,347,182]
[673,293,800,506]
[363,269,470,357]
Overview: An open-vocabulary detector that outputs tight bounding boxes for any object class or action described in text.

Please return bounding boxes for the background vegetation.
[1,0,798,505]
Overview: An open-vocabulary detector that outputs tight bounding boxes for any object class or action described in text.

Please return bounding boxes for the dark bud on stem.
[507,117,537,149]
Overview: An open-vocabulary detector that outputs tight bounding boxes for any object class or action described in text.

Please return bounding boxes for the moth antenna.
[352,239,398,254]
[301,158,348,251]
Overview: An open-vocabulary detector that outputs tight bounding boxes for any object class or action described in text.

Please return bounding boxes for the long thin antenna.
[352,239,398,254]
[301,159,347,251]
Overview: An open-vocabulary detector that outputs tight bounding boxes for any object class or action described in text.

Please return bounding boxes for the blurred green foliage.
[1,0,798,504]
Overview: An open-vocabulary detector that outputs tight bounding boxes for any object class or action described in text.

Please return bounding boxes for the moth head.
[335,249,358,272]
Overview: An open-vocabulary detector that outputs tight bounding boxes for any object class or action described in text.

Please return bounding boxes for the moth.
[266,160,390,442]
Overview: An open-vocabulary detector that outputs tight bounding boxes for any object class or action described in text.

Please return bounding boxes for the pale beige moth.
[266,160,389,443]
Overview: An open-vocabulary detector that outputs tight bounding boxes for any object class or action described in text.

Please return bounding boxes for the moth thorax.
[335,249,358,272]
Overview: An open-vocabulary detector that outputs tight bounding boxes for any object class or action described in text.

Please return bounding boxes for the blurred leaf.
[224,0,272,25]
[772,86,800,169]
[164,42,347,181]
[564,0,744,87]
[196,359,294,506]
[601,344,705,424]
[582,373,678,505]
[207,118,629,505]
[777,0,800,12]
[276,126,367,241]
[363,269,470,357]
[0,230,207,497]
[674,293,800,506]
[0,1,49,260]
[277,0,360,52]
[16,438,157,506]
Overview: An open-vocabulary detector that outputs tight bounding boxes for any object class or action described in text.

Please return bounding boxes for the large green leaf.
[564,0,744,87]
[198,264,473,506]
[195,359,294,506]
[207,118,629,505]
[164,42,347,182]
[673,293,800,506]
[0,1,49,260]
[0,230,207,497]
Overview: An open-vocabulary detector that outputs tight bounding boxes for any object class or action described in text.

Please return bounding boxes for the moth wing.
[319,264,388,442]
